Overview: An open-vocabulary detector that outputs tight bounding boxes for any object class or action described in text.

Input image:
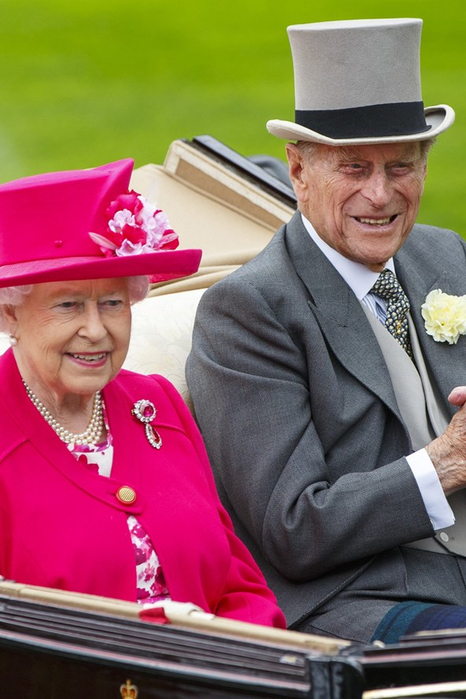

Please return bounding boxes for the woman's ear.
[1,304,20,338]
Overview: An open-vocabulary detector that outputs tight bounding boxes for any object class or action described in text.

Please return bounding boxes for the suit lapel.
[396,249,466,418]
[284,214,403,420]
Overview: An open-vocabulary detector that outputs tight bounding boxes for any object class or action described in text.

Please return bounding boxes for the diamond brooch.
[131,399,162,449]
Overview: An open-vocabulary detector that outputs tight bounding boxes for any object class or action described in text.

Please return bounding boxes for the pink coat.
[0,350,285,628]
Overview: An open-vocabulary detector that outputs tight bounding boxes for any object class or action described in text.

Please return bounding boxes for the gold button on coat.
[116,486,137,505]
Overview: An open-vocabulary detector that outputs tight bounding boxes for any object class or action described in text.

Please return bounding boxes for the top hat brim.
[267,104,455,145]
[0,248,202,289]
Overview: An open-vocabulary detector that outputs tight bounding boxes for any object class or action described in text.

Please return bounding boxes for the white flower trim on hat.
[421,289,466,345]
[89,190,178,258]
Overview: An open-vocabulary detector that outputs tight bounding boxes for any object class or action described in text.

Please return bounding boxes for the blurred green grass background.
[0,0,465,233]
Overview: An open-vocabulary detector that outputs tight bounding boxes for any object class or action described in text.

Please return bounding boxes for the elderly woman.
[0,159,285,628]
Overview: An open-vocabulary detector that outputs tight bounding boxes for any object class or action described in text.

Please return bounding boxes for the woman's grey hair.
[0,275,150,334]
[127,275,150,304]
[0,284,34,307]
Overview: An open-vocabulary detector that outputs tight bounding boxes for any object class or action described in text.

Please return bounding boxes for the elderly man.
[186,19,466,644]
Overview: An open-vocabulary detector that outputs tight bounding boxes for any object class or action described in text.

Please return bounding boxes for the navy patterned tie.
[371,269,413,358]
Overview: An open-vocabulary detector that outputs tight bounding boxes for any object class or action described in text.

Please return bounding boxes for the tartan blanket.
[372,601,466,644]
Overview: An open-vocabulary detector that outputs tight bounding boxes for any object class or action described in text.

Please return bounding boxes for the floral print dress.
[70,402,170,604]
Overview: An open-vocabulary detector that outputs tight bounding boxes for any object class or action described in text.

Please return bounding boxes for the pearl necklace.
[22,380,104,446]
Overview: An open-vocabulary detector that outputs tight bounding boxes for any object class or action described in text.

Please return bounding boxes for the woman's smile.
[66,351,110,367]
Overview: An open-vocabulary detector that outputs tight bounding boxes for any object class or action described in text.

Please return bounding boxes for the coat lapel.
[284,214,404,420]
[396,248,466,418]
[0,350,146,514]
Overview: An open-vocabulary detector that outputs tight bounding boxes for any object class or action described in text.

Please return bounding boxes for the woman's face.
[6,278,132,402]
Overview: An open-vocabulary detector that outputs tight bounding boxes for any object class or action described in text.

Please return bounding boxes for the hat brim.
[0,248,202,289]
[267,104,455,145]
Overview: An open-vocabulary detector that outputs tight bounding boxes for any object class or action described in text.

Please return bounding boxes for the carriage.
[1,137,465,699]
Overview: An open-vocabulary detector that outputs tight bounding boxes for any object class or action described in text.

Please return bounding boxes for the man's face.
[286,141,428,271]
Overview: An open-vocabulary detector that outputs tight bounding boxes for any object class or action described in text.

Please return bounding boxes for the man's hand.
[426,386,466,495]
[448,386,466,407]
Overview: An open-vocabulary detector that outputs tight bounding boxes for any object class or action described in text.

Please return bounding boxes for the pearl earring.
[8,334,17,346]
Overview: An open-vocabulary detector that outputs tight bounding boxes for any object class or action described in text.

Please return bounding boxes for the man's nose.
[360,169,393,207]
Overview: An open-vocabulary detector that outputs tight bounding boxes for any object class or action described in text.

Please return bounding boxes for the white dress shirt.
[301,214,454,530]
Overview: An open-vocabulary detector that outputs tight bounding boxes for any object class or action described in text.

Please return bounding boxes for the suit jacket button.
[116,486,137,505]
[439,532,450,543]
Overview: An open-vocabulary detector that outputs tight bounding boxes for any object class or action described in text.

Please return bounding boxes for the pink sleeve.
[150,374,286,628]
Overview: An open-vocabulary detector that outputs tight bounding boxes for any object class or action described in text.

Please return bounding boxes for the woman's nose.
[77,305,107,341]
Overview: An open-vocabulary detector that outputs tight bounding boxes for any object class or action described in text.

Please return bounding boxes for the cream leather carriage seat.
[125,138,294,408]
[0,139,295,409]
[125,288,205,409]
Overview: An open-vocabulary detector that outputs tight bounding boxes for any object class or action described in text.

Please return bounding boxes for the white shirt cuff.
[406,448,455,530]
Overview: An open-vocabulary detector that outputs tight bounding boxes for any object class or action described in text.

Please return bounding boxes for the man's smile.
[353,215,398,226]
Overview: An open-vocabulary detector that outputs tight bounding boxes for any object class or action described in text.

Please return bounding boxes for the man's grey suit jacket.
[186,212,466,631]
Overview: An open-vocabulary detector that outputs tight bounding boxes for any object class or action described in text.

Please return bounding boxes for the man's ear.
[286,143,310,203]
[417,160,428,199]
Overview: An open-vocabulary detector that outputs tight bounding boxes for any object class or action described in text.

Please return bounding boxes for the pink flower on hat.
[89,190,179,258]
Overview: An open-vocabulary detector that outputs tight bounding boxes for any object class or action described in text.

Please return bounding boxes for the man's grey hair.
[294,137,437,165]
[0,275,150,334]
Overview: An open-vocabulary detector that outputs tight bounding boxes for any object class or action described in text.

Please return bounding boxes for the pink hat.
[0,158,202,288]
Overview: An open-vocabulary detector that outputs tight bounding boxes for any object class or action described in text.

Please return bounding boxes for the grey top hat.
[267,18,454,145]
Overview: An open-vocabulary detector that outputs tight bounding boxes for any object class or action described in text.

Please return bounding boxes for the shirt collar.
[300,214,395,300]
